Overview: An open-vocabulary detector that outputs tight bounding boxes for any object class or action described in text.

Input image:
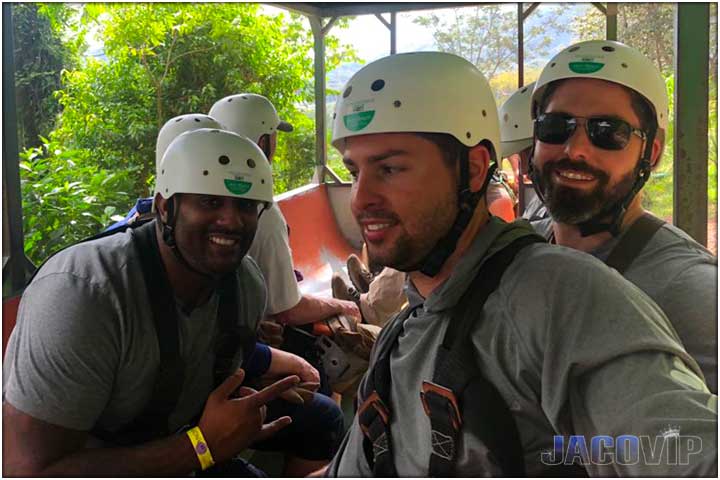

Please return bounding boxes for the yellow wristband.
[186,426,215,471]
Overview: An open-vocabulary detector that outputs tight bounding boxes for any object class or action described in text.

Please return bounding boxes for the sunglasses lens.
[587,118,632,150]
[536,114,574,144]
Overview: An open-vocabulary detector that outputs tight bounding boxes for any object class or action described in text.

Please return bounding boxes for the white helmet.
[331,51,500,158]
[156,128,273,204]
[209,93,293,143]
[155,114,226,171]
[499,81,535,158]
[532,40,668,129]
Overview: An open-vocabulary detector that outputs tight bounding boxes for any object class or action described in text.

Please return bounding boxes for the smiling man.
[2,129,343,476]
[323,51,717,476]
[528,40,717,393]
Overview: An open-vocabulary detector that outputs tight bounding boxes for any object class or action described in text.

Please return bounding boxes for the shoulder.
[255,204,289,239]
[33,228,139,290]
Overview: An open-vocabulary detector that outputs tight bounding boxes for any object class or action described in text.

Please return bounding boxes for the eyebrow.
[342,149,408,167]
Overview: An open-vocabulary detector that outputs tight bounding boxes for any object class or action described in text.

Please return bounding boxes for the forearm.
[16,432,201,477]
[273,294,354,326]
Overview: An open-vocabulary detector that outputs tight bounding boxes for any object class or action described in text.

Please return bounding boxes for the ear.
[467,143,492,193]
[154,193,169,222]
[258,134,271,157]
[648,135,664,169]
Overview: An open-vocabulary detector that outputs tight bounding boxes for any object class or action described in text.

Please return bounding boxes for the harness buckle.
[420,381,462,431]
[358,391,390,436]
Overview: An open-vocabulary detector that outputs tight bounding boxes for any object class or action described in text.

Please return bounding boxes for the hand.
[257,319,284,347]
[338,300,361,320]
[197,369,299,464]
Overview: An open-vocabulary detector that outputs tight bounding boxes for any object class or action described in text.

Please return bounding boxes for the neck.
[551,193,646,253]
[409,203,490,298]
[155,224,214,309]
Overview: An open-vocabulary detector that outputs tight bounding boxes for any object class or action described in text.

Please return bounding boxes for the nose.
[351,169,383,217]
[215,199,253,230]
[564,120,593,162]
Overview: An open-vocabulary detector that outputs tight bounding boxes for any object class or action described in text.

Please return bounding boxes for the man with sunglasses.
[529,40,717,393]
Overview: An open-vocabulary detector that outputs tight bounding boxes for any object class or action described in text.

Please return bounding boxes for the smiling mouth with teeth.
[366,224,391,232]
[209,235,237,246]
[557,170,595,181]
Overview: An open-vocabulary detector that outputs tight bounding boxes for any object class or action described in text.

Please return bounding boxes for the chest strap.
[604,213,665,274]
[358,233,543,476]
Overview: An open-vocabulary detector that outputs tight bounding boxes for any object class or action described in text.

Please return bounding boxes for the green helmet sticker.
[343,110,375,132]
[569,61,604,74]
[224,179,252,195]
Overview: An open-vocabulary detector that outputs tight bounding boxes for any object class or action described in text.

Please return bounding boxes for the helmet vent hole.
[203,170,209,176]
[568,46,580,52]
[228,98,233,102]
[521,87,528,93]
[332,113,337,119]
[371,79,385,91]
[393,100,402,108]
[482,109,487,117]
[247,158,256,168]
[466,132,471,139]
[262,121,265,124]
[514,124,519,129]
[550,62,556,68]
[162,169,165,174]
[175,118,182,123]
[242,96,248,100]
[261,179,266,184]
[165,188,168,193]
[602,46,615,52]
[219,155,230,165]
[343,86,352,98]
[194,118,200,122]
[621,62,628,68]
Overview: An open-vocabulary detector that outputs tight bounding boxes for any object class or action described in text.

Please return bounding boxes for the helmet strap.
[419,149,497,277]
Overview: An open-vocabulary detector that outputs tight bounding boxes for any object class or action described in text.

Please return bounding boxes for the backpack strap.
[604,213,665,274]
[422,234,542,477]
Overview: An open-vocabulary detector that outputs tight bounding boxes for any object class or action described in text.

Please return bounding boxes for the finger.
[298,381,320,392]
[280,389,305,405]
[248,375,299,407]
[233,386,258,399]
[256,416,293,442]
[212,369,246,400]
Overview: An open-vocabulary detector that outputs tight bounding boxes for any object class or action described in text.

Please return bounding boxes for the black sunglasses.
[535,112,646,151]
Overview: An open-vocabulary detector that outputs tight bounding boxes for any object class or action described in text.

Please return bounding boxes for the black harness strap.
[92,221,185,445]
[422,235,541,477]
[604,213,665,274]
[358,233,543,476]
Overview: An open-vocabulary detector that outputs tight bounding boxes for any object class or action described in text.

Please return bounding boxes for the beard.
[536,158,638,224]
[360,193,458,273]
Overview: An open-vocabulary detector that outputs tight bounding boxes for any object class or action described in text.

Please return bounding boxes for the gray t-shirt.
[533,216,718,393]
[3,222,267,436]
[327,218,717,477]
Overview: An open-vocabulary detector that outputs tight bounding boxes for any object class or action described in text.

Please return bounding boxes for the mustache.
[355,210,398,222]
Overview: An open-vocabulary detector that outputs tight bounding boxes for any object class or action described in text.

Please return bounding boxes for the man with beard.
[3,129,344,476]
[529,40,717,393]
[322,51,717,476]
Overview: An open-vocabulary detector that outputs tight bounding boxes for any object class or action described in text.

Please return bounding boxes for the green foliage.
[20,136,134,265]
[19,4,355,264]
[572,4,675,73]
[12,3,79,150]
[414,5,563,80]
